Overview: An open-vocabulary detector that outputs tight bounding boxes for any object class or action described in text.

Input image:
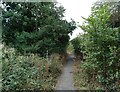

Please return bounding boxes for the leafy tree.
[76,3,120,91]
[109,1,120,28]
[94,1,120,28]
[2,2,76,56]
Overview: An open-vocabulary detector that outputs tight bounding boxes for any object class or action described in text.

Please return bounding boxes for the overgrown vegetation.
[66,42,74,54]
[2,45,63,90]
[2,1,120,91]
[72,2,120,91]
[71,35,84,60]
[73,59,103,90]
[1,2,76,90]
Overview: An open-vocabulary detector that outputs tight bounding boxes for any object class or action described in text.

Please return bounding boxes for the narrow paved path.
[55,54,75,90]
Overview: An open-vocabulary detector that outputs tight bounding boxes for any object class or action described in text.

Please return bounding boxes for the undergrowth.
[73,58,104,90]
[2,45,63,90]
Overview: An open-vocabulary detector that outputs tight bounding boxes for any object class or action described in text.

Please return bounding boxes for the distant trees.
[2,2,76,56]
[71,35,84,55]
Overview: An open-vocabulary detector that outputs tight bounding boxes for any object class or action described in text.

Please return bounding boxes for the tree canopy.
[2,2,76,56]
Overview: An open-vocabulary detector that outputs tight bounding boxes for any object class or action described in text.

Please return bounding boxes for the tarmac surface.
[55,54,75,90]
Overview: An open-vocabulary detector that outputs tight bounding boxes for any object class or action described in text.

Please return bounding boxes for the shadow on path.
[55,54,75,90]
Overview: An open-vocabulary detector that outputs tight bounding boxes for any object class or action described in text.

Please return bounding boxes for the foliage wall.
[72,3,120,91]
[2,2,76,56]
[2,46,63,90]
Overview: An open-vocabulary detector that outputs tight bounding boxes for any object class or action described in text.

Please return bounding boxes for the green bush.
[73,3,120,91]
[71,34,86,60]
[2,46,62,90]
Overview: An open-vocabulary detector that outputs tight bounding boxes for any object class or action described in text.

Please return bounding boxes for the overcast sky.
[57,0,98,40]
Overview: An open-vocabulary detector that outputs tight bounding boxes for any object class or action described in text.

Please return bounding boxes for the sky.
[57,0,98,40]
